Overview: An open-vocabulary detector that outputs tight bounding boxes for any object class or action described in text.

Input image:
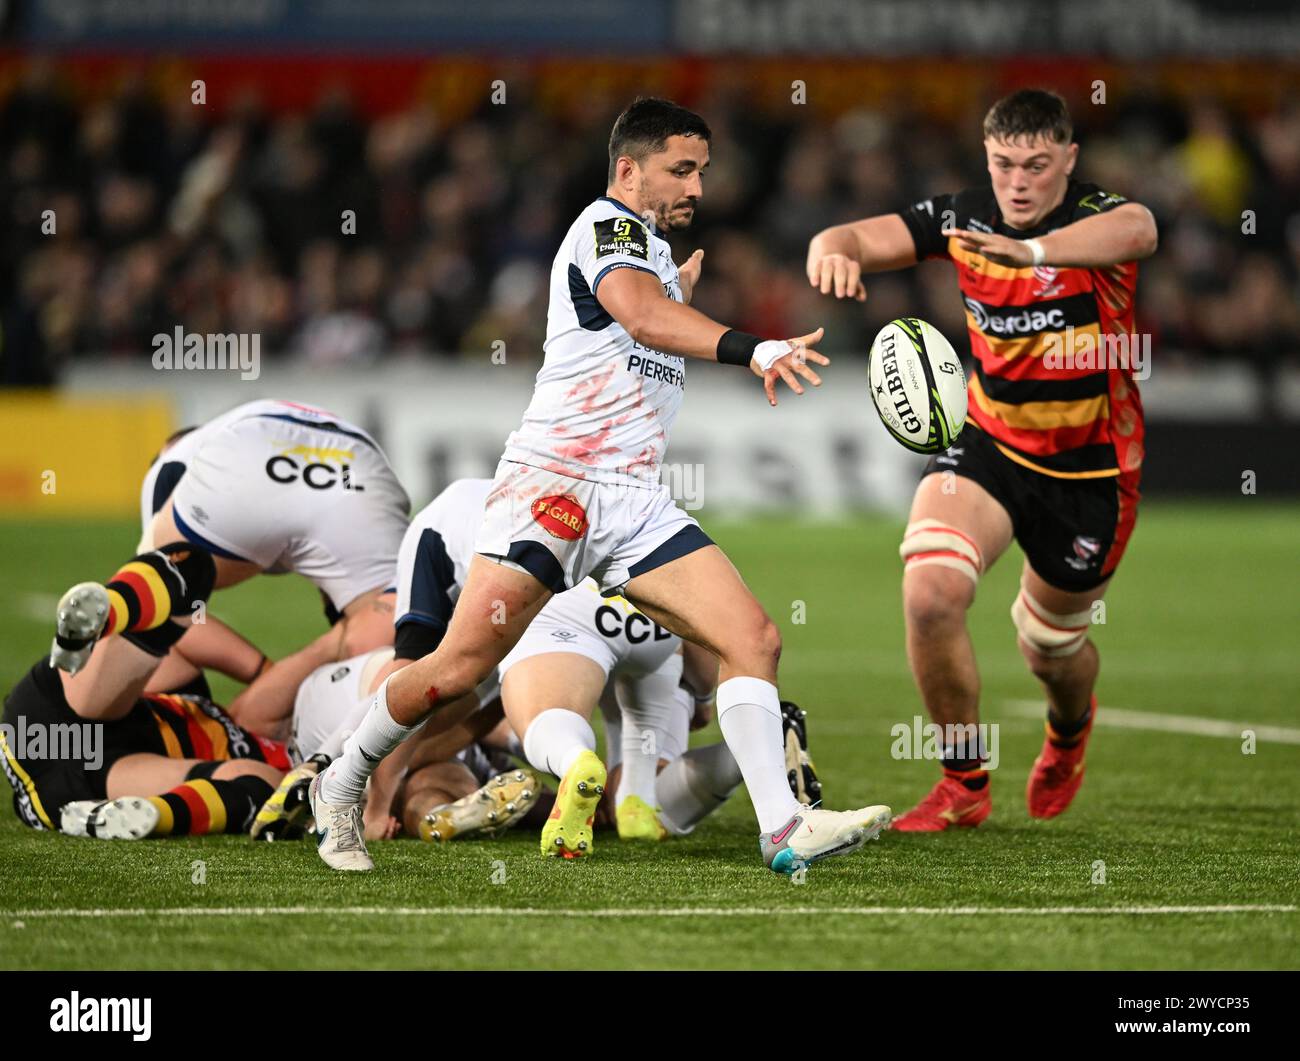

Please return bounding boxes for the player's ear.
[615,155,638,190]
[1064,142,1079,176]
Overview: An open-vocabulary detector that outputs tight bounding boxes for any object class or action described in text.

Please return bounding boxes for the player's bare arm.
[225,626,343,738]
[596,264,828,406]
[945,202,1157,269]
[601,132,827,406]
[144,613,267,694]
[806,213,919,300]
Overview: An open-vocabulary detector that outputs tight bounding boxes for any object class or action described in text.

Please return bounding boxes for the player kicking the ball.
[807,89,1157,829]
[312,97,890,873]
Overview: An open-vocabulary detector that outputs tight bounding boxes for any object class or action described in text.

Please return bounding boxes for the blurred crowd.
[3,61,1300,385]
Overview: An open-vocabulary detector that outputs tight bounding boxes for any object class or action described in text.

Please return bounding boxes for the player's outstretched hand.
[808,253,867,301]
[752,328,830,407]
[943,227,1034,267]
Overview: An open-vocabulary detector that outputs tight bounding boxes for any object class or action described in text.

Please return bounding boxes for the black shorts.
[1,660,288,831]
[1,662,168,829]
[922,424,1141,593]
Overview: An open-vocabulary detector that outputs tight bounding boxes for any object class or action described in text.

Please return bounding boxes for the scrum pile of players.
[2,398,819,858]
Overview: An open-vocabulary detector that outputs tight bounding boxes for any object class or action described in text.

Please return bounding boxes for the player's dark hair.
[608,97,711,184]
[983,89,1073,146]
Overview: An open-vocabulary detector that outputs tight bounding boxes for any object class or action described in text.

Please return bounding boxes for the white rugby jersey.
[292,647,395,759]
[139,399,386,532]
[501,196,685,487]
[394,478,493,636]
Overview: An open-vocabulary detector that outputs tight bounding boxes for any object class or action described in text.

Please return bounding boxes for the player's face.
[984,135,1078,230]
[637,135,710,232]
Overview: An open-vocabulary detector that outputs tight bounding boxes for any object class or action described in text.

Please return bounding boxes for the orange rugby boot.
[891,771,991,832]
[1026,697,1096,820]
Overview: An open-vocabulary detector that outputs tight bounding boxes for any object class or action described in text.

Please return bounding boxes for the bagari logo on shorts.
[531,494,588,541]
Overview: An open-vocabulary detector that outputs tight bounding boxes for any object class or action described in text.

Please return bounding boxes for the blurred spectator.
[1,64,1298,385]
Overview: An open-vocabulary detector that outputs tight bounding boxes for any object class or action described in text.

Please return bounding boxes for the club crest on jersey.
[1032,265,1064,298]
[593,217,649,261]
[532,494,588,540]
[1066,535,1102,570]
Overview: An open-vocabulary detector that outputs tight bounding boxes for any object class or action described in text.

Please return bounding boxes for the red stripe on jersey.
[256,736,292,770]
[952,253,1141,476]
[966,406,1110,457]
[182,706,214,760]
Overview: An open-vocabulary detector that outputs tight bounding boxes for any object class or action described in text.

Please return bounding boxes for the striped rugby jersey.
[901,180,1144,480]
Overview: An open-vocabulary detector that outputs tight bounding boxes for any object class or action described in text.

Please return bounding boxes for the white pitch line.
[5,904,1296,921]
[1004,700,1300,745]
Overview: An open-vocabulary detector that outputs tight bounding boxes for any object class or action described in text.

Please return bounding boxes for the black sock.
[1047,703,1093,747]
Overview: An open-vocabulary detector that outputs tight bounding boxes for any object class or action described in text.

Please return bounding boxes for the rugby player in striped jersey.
[807,89,1157,829]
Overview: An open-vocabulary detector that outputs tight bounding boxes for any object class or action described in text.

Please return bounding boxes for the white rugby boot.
[419,768,542,843]
[60,797,160,840]
[309,774,373,871]
[50,582,110,675]
[760,803,891,876]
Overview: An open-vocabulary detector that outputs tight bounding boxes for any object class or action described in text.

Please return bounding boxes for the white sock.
[523,708,596,778]
[320,676,418,804]
[657,742,743,835]
[618,717,660,809]
[716,676,800,833]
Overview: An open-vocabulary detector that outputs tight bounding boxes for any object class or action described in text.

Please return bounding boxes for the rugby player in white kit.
[48,400,410,739]
[276,476,751,847]
[312,97,890,875]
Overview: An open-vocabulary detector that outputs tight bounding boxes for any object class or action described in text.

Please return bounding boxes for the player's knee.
[1011,583,1091,667]
[719,612,781,672]
[899,519,981,631]
[211,759,282,785]
[902,565,975,633]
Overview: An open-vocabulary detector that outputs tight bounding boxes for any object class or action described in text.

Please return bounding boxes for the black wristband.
[716,329,762,366]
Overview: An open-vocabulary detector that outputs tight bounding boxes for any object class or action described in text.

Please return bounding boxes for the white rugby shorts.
[156,412,409,612]
[475,460,711,596]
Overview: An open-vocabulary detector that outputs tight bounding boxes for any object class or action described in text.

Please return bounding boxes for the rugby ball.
[867,317,967,454]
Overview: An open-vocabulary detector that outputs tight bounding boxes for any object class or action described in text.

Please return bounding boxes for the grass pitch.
[0,504,1296,970]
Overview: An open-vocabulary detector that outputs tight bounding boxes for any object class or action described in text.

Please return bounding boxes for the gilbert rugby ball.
[867,317,967,454]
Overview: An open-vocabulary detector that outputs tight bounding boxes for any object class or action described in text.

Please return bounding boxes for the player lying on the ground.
[50,399,411,739]
[311,97,891,875]
[263,644,543,845]
[2,546,294,840]
[807,88,1157,829]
